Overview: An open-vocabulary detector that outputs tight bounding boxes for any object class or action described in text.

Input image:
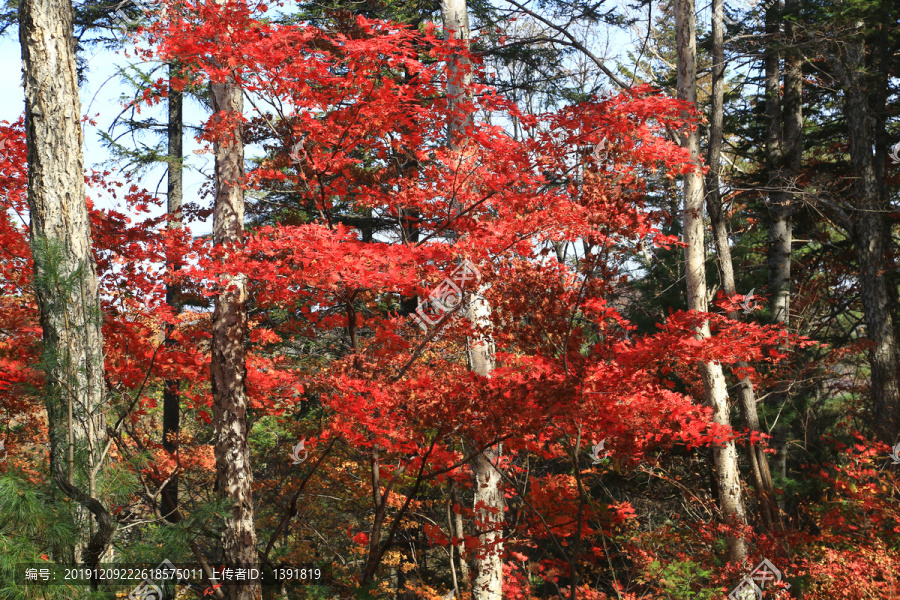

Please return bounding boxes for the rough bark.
[675,0,748,563]
[161,61,184,525]
[19,0,116,573]
[767,0,803,496]
[705,0,778,532]
[361,446,403,585]
[210,42,261,599]
[449,479,471,592]
[765,0,791,326]
[782,0,803,274]
[834,25,900,444]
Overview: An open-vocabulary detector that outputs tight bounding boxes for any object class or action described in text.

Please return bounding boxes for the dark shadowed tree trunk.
[209,23,262,598]
[19,0,116,575]
[780,0,803,323]
[765,0,803,497]
[448,479,471,593]
[765,0,791,326]
[161,60,184,525]
[834,21,900,444]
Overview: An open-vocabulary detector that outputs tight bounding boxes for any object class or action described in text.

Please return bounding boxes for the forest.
[0,0,899,597]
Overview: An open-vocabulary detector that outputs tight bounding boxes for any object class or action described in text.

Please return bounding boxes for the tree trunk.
[765,0,791,326]
[441,0,474,144]
[449,479,471,592]
[19,0,116,574]
[705,0,778,533]
[362,447,389,585]
[210,37,261,599]
[161,60,184,525]
[472,446,503,600]
[834,25,900,444]
[781,0,803,310]
[758,0,804,514]
[468,291,502,600]
[675,0,748,563]
[441,0,504,595]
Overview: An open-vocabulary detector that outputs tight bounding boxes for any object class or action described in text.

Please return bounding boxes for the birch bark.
[706,0,779,532]
[675,0,749,563]
[441,0,504,595]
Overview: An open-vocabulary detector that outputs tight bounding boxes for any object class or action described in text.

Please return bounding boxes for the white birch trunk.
[707,0,779,532]
[442,0,474,143]
[467,290,503,600]
[441,0,504,595]
[674,0,749,564]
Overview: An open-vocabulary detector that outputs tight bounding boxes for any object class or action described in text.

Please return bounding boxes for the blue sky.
[0,1,661,231]
[0,31,212,229]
